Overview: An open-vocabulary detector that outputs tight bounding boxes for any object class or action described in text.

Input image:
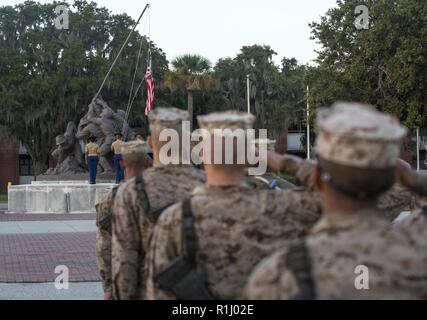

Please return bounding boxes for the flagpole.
[93,3,150,102]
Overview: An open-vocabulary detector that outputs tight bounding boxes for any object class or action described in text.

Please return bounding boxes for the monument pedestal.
[8,181,116,214]
[36,173,115,182]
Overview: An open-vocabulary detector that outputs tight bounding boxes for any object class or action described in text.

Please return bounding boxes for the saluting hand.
[395,159,416,188]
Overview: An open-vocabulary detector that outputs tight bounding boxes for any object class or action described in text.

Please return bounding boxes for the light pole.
[247,74,251,114]
[416,127,420,171]
[306,85,311,160]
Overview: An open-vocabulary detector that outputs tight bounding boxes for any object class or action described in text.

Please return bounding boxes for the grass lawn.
[0,193,7,202]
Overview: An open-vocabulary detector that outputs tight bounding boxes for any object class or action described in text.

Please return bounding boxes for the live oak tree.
[0,0,168,173]
[307,0,427,129]
[215,45,307,145]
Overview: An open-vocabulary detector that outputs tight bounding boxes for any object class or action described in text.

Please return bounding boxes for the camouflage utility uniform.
[246,103,427,300]
[95,187,118,293]
[146,111,322,300]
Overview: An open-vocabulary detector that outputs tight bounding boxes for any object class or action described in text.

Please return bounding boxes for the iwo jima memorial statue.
[44,96,134,178]
[7,4,151,214]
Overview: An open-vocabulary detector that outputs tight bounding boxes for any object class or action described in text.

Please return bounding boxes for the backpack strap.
[134,175,151,219]
[182,198,198,265]
[147,203,175,223]
[153,198,214,300]
[134,175,174,223]
[286,239,316,300]
[111,185,119,199]
[97,186,119,235]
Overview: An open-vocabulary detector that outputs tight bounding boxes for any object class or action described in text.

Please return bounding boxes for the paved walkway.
[0,282,103,300]
[0,214,96,221]
[0,220,96,234]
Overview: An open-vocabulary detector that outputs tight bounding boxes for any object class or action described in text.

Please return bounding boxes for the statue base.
[7,181,116,214]
[36,173,116,183]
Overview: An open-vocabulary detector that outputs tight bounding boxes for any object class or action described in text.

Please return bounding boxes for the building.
[0,140,19,193]
[0,140,34,193]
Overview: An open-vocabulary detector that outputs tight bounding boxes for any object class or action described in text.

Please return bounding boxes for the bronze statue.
[46,122,85,174]
[46,97,134,175]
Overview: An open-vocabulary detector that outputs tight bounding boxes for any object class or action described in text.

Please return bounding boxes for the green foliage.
[164,54,218,126]
[4,0,425,171]
[307,0,427,129]
[0,0,168,173]
[214,45,307,137]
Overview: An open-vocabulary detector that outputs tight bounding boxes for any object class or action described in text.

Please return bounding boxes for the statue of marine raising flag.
[45,3,155,177]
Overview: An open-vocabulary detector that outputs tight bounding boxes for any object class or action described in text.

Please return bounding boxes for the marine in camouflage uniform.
[146,111,322,300]
[246,102,427,300]
[111,107,206,300]
[95,187,118,299]
[95,140,149,300]
[246,139,296,190]
[393,165,427,231]
[267,150,417,222]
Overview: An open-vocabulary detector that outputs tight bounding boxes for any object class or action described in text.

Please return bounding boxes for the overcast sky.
[2,0,338,66]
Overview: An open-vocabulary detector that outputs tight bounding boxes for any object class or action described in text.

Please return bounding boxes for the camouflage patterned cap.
[315,102,407,169]
[197,111,255,134]
[121,141,148,156]
[148,107,189,129]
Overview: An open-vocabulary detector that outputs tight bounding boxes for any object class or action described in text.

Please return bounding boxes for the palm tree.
[164,54,218,129]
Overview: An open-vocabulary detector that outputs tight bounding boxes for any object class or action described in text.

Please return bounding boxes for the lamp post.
[247,74,251,114]
[306,86,311,160]
[416,127,420,171]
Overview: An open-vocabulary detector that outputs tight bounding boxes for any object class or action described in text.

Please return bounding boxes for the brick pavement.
[0,232,100,283]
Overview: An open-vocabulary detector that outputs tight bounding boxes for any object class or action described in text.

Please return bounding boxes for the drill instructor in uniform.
[111,132,125,183]
[85,135,100,184]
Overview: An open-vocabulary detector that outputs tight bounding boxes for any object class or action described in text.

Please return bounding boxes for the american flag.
[145,66,155,115]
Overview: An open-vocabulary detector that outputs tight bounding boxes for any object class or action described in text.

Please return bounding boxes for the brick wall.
[0,140,19,193]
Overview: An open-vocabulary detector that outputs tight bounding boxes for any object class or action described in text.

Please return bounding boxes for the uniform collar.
[311,208,387,235]
[192,183,251,196]
[152,163,188,169]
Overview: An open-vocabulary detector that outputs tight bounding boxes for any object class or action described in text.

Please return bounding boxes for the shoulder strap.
[422,207,427,219]
[147,203,175,223]
[134,175,174,223]
[153,197,214,300]
[134,175,151,215]
[182,198,198,265]
[111,186,119,200]
[286,239,316,300]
